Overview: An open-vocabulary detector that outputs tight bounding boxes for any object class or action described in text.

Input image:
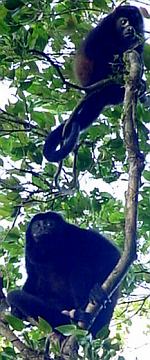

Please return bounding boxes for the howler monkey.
[7,211,120,337]
[43,5,145,162]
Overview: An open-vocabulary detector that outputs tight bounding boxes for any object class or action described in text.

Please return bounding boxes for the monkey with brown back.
[43,5,145,162]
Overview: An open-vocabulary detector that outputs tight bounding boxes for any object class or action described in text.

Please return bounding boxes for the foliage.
[0,0,149,359]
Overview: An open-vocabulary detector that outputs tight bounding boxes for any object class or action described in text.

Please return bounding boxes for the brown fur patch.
[74,54,93,86]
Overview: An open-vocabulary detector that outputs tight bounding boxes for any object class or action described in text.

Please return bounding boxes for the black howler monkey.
[43,5,145,163]
[7,211,120,337]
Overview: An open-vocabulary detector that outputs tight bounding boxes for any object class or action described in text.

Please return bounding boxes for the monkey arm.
[7,290,70,327]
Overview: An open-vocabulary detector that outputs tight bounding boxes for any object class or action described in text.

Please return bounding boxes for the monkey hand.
[62,308,92,329]
[89,284,109,307]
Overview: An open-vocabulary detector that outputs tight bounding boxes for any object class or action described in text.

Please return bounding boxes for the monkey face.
[116,16,142,46]
[114,6,144,49]
[31,217,56,242]
[116,17,135,38]
[25,212,66,262]
[28,212,64,239]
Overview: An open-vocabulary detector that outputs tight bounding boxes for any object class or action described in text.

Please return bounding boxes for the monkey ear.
[43,122,80,162]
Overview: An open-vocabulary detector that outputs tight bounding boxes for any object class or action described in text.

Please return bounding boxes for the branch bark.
[0,318,43,359]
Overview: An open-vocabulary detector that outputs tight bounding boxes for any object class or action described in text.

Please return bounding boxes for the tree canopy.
[0,1,150,359]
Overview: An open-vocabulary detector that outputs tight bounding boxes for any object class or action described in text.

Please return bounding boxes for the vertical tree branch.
[75,49,145,330]
[123,50,145,260]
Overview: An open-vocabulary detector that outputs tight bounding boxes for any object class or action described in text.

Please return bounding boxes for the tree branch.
[67,49,145,331]
[0,317,43,360]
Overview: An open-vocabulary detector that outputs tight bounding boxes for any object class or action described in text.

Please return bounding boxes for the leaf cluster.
[0,0,149,359]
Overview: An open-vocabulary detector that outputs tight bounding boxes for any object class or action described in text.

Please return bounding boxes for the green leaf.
[144,43,150,70]
[56,324,78,336]
[143,170,150,181]
[0,6,9,34]
[5,314,25,331]
[0,346,16,359]
[77,147,92,171]
[38,317,52,334]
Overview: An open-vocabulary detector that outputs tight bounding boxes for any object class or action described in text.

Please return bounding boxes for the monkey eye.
[46,219,55,229]
[118,17,129,28]
[31,221,42,238]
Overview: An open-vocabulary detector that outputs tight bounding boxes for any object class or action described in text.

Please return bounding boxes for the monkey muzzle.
[123,26,135,38]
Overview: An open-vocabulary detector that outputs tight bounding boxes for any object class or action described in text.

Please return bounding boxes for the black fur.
[43,5,145,162]
[7,211,120,337]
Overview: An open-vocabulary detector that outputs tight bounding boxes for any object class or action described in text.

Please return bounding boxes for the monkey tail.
[43,122,79,162]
